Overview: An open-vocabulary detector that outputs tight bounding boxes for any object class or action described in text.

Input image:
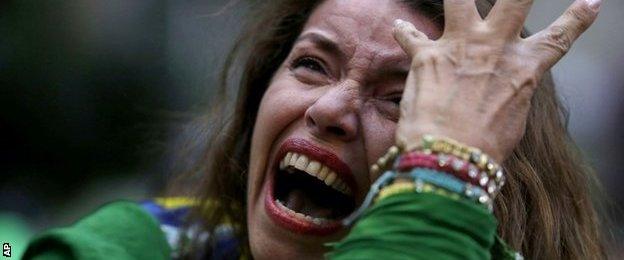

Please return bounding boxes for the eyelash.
[387,95,402,105]
[291,56,327,75]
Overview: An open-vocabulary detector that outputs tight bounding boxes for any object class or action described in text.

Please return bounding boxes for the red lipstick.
[275,138,358,194]
[264,138,357,235]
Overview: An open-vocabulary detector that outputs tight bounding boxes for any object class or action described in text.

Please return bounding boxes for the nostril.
[306,115,316,128]
[306,107,351,138]
[326,126,346,136]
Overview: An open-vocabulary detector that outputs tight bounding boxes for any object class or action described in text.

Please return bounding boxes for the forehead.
[302,0,441,57]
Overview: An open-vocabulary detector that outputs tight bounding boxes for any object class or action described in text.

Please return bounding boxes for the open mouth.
[264,139,357,235]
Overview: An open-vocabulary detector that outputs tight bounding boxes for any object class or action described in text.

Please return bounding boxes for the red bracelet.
[397,151,495,193]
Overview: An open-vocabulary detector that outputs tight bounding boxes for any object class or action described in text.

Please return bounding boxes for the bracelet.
[346,135,503,226]
[343,168,492,227]
[369,145,402,176]
[410,135,506,187]
[405,168,492,207]
[420,135,502,174]
[397,151,500,197]
[376,181,462,202]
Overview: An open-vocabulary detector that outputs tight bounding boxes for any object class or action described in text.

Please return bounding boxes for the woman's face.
[247,0,441,258]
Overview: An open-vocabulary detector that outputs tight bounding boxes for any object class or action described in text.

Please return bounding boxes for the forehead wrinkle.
[316,2,395,52]
[320,14,361,57]
[314,5,408,66]
[303,0,437,85]
[346,42,409,82]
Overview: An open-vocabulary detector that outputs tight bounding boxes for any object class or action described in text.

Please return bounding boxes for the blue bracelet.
[408,168,492,211]
[342,168,493,227]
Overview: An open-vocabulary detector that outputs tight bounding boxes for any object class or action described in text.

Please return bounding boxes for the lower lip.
[264,171,342,236]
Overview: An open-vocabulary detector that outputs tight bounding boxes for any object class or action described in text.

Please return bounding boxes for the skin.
[246,0,599,259]
[247,0,441,258]
[394,0,601,161]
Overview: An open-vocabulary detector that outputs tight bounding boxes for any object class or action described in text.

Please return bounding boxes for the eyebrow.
[294,32,344,58]
[294,31,410,83]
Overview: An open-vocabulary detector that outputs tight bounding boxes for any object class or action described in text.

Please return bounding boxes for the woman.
[24,0,605,259]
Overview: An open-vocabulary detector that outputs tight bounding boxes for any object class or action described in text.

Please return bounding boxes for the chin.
[247,138,358,259]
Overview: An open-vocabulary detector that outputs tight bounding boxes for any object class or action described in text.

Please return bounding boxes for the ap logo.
[2,243,10,257]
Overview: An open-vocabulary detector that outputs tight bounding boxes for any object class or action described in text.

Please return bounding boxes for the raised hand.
[393,0,601,162]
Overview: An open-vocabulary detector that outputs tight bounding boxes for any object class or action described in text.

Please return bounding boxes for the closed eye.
[377,94,402,122]
[384,94,402,105]
[389,96,402,105]
[291,56,327,75]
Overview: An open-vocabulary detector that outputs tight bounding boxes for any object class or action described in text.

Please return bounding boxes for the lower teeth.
[276,199,328,224]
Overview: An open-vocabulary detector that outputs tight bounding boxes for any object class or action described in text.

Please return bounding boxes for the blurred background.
[0,0,622,257]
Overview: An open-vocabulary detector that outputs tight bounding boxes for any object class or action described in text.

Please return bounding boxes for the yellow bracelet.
[375,181,462,203]
[417,135,503,182]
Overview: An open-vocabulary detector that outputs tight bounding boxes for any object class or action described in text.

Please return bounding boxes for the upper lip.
[274,138,358,196]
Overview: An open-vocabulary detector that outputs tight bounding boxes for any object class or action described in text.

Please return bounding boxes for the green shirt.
[23,202,170,260]
[23,195,518,259]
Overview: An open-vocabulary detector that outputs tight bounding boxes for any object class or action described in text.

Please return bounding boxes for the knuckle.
[544,26,572,54]
[411,50,437,69]
[565,7,592,30]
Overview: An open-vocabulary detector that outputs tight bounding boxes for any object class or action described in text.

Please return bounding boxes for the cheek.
[248,77,315,186]
[361,107,397,180]
[253,79,312,147]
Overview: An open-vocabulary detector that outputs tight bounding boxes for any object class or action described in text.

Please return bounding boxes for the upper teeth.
[279,152,352,195]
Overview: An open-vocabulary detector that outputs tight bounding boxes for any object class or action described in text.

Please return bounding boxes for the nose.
[305,85,359,142]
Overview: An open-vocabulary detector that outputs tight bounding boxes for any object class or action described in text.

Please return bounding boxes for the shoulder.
[23,198,239,260]
[23,201,171,259]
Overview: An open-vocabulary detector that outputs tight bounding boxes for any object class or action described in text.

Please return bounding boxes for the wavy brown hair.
[168,0,607,259]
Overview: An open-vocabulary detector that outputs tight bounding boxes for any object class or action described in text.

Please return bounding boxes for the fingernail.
[394,19,404,27]
[586,0,602,11]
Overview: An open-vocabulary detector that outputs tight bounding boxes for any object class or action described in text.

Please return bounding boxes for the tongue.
[285,189,305,212]
[286,189,333,219]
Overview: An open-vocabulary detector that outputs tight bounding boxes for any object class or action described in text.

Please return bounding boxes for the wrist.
[396,125,505,163]
[344,135,505,226]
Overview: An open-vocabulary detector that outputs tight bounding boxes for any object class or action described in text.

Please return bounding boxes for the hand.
[393,0,601,162]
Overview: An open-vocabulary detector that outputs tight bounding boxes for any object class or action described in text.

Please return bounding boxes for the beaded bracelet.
[347,135,503,226]
[369,145,402,176]
[376,181,463,202]
[342,168,492,226]
[412,135,506,186]
[397,151,500,197]
[404,135,506,187]
[406,168,492,209]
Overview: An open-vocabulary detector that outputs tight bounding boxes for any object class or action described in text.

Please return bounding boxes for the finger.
[392,19,430,57]
[527,0,601,70]
[486,0,534,38]
[444,0,481,33]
